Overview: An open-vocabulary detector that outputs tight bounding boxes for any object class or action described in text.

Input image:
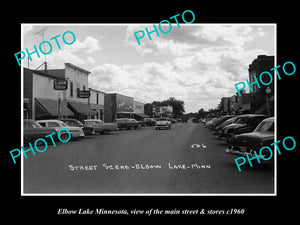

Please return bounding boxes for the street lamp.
[265,86,271,116]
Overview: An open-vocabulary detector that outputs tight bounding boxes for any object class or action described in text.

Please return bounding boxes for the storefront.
[35,97,74,119]
[23,63,96,121]
[104,93,134,122]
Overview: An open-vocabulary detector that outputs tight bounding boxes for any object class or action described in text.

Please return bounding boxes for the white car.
[155,118,172,130]
[36,119,85,139]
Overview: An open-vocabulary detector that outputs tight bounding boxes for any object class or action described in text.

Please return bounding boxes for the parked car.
[23,119,58,145]
[36,119,85,139]
[61,118,94,135]
[211,115,236,130]
[205,117,217,128]
[83,119,118,134]
[129,118,144,127]
[220,114,268,142]
[226,117,274,160]
[168,118,177,124]
[114,118,139,130]
[143,118,156,126]
[211,115,237,134]
[216,116,240,137]
[155,118,172,130]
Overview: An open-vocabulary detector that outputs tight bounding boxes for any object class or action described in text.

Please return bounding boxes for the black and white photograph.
[21,23,276,195]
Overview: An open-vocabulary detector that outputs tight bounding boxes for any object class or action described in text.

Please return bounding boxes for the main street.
[23,121,274,194]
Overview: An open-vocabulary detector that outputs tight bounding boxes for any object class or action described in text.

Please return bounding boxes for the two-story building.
[89,88,105,120]
[23,63,95,121]
[248,55,274,116]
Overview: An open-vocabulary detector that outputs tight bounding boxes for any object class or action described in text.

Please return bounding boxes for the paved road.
[24,121,274,194]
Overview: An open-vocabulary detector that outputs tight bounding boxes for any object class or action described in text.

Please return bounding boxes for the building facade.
[89,88,105,120]
[104,93,134,122]
[23,63,96,121]
[248,55,274,116]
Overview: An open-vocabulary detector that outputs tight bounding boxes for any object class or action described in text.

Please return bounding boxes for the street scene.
[22,24,276,194]
[24,120,274,194]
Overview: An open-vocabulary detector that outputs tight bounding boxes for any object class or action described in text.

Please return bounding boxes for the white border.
[21,23,277,196]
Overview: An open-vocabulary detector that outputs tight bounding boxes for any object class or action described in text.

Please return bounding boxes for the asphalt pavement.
[23,121,274,194]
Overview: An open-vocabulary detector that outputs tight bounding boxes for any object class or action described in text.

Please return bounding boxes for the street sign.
[78,90,90,98]
[53,79,68,90]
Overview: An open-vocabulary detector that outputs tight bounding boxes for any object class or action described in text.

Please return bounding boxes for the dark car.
[114,118,139,130]
[143,118,156,126]
[23,119,57,145]
[220,114,268,142]
[226,117,274,160]
[61,118,94,135]
[211,115,237,133]
[216,116,240,138]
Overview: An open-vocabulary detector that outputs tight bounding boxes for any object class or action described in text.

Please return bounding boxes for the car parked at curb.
[225,117,274,160]
[61,118,94,135]
[211,115,237,133]
[36,119,84,139]
[83,119,118,135]
[143,118,156,126]
[114,118,140,130]
[23,119,58,145]
[220,114,267,143]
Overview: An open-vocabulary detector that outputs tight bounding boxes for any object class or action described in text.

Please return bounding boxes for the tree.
[152,97,185,118]
[197,108,208,118]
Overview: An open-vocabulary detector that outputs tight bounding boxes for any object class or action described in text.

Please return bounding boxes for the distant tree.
[197,108,208,118]
[152,97,185,117]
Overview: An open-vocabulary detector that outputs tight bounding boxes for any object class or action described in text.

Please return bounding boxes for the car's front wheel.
[60,132,71,141]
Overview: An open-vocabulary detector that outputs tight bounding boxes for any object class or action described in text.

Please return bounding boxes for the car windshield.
[234,117,250,124]
[24,121,42,128]
[76,120,83,126]
[95,120,103,124]
[61,122,68,127]
[254,121,274,132]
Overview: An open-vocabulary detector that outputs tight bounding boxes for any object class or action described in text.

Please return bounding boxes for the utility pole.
[34,26,48,72]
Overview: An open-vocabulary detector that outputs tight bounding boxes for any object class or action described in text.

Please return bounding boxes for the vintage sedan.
[211,115,237,133]
[220,114,267,142]
[23,119,58,145]
[36,119,85,139]
[143,118,156,126]
[155,118,172,130]
[114,118,139,130]
[226,117,274,160]
[215,116,240,137]
[61,118,94,135]
[83,119,118,134]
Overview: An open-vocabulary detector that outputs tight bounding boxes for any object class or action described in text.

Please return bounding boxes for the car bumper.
[155,125,170,128]
[225,147,266,159]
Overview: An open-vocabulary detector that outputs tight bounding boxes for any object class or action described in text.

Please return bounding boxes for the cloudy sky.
[22,24,275,112]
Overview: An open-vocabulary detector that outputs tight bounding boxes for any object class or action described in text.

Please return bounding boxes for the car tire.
[60,132,70,141]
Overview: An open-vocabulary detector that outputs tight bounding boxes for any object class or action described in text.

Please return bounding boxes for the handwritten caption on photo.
[10,128,71,164]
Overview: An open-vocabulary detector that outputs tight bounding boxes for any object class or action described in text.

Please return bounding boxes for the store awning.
[35,98,74,117]
[67,101,94,115]
[133,112,150,118]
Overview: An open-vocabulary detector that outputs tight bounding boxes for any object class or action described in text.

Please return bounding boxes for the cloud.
[91,25,269,112]
[26,36,101,69]
[64,36,101,53]
[23,24,34,34]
